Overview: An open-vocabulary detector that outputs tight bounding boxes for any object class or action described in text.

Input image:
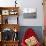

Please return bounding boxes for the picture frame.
[23,8,37,19]
[9,9,18,15]
[2,10,9,15]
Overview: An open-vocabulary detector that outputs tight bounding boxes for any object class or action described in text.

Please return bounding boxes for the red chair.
[21,28,41,46]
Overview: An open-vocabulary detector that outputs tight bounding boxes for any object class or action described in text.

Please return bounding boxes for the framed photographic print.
[9,9,18,15]
[23,8,37,19]
[2,10,9,15]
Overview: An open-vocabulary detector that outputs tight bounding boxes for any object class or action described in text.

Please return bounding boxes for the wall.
[0,0,15,7]
[0,0,43,26]
[18,0,44,26]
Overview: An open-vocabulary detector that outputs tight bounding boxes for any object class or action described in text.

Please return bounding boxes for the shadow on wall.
[18,26,43,44]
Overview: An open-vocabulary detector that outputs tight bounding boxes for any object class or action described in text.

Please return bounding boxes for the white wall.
[0,0,15,7]
[0,0,43,26]
[18,0,44,26]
